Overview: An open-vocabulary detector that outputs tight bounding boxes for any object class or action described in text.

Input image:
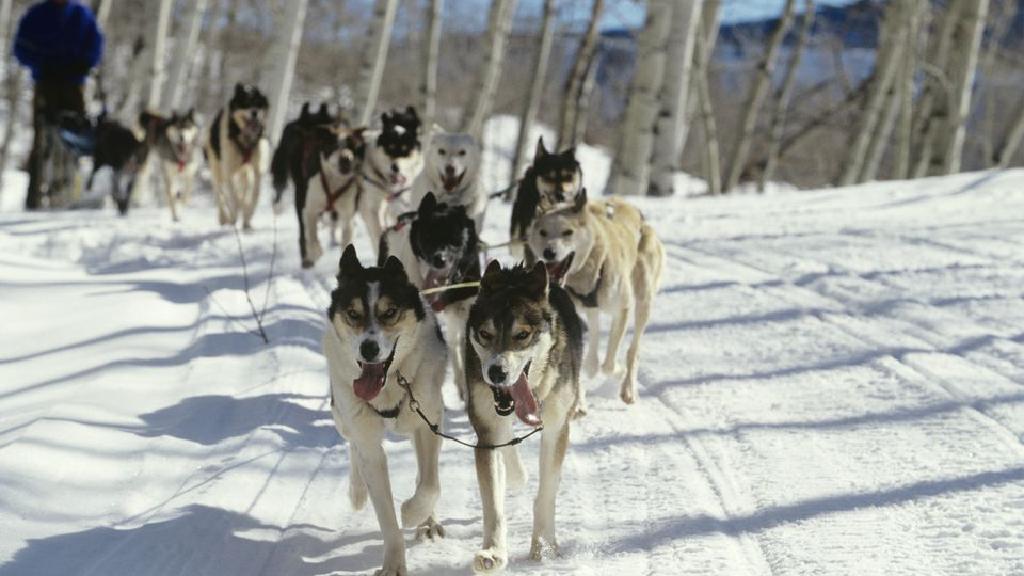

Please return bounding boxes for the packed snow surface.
[2,168,1024,575]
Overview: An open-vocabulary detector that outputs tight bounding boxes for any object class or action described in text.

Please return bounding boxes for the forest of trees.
[1,0,1023,195]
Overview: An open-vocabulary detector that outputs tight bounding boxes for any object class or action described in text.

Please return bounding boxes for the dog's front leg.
[473,443,508,574]
[242,162,261,230]
[531,413,571,560]
[302,204,323,268]
[220,167,239,225]
[404,423,443,540]
[353,442,407,576]
[161,164,179,222]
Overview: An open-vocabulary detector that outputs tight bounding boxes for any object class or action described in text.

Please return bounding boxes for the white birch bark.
[420,0,443,139]
[912,1,958,178]
[648,1,703,196]
[605,0,674,196]
[724,0,797,192]
[147,0,174,111]
[839,0,904,186]
[761,0,814,192]
[693,0,721,195]
[267,0,308,144]
[511,0,557,183]
[95,0,113,31]
[895,0,922,180]
[997,101,1024,167]
[557,0,604,150]
[166,0,210,111]
[355,0,399,127]
[463,0,519,137]
[0,0,14,81]
[861,76,902,182]
[941,0,989,175]
[979,0,1014,166]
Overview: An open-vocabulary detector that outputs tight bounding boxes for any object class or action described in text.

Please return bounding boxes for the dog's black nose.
[250,110,258,119]
[488,365,507,384]
[432,254,446,269]
[444,164,455,176]
[390,162,399,174]
[543,248,556,261]
[360,340,380,362]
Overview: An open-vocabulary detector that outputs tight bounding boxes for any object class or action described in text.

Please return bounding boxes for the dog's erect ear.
[405,106,418,120]
[573,188,588,212]
[562,147,577,160]
[186,108,195,121]
[534,136,548,162]
[380,112,391,127]
[480,260,503,295]
[300,102,310,118]
[526,261,549,300]
[234,83,245,98]
[382,255,408,282]
[338,244,363,279]
[418,192,437,217]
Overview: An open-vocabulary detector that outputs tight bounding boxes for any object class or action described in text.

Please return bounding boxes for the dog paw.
[301,259,315,270]
[415,517,445,541]
[619,383,636,405]
[401,490,437,529]
[530,536,559,561]
[242,223,253,233]
[573,402,589,419]
[373,562,406,576]
[473,548,507,574]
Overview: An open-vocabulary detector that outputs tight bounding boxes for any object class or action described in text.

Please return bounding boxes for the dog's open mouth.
[490,363,542,427]
[422,266,451,311]
[353,341,398,401]
[544,253,575,284]
[440,169,465,192]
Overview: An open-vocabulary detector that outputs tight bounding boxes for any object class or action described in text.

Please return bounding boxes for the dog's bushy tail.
[270,138,290,204]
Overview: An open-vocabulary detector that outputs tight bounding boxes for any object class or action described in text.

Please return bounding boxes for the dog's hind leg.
[602,302,631,377]
[583,307,600,381]
[621,226,664,405]
[404,424,442,538]
[162,163,179,222]
[348,443,368,511]
[531,408,571,560]
[501,446,528,492]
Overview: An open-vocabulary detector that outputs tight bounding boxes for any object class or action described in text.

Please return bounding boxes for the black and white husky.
[464,261,584,573]
[509,137,583,260]
[379,192,481,398]
[323,245,448,576]
[85,113,148,216]
[360,107,424,249]
[270,101,347,212]
[140,109,200,222]
[298,127,366,268]
[203,83,269,229]
[411,130,485,230]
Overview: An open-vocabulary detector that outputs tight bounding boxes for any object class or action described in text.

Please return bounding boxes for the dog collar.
[370,398,403,419]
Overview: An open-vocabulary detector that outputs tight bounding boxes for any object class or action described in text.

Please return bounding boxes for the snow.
[3,140,1024,576]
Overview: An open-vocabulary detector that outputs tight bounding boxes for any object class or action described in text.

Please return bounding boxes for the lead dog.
[324,245,448,576]
[411,131,485,230]
[465,261,584,573]
[203,83,269,229]
[360,107,424,249]
[528,188,664,412]
[379,192,481,398]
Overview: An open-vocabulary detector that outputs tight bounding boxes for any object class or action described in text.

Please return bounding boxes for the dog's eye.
[539,229,548,238]
[478,329,493,341]
[437,148,446,156]
[379,307,398,321]
[458,149,466,156]
[345,309,361,321]
[514,330,531,341]
[561,230,573,237]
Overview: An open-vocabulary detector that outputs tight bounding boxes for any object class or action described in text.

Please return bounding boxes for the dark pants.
[25,79,85,210]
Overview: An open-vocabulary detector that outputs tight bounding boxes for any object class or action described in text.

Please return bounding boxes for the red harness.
[319,170,356,213]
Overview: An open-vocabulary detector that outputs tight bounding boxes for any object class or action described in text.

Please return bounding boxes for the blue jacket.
[13,1,104,85]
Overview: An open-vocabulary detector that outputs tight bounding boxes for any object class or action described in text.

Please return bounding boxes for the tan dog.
[528,189,664,412]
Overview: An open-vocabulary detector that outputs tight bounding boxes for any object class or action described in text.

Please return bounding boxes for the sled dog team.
[142,83,664,574]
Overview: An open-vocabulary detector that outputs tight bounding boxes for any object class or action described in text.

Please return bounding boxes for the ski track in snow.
[2,169,1024,575]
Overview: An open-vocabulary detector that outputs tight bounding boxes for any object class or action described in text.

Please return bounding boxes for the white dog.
[412,130,486,230]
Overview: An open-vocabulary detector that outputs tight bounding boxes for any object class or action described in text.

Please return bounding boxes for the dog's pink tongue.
[353,363,387,401]
[511,372,542,427]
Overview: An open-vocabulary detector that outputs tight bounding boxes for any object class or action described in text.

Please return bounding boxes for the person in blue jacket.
[13,0,103,209]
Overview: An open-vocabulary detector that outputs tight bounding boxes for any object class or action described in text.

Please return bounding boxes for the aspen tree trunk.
[95,0,113,30]
[557,0,604,150]
[267,0,308,144]
[861,78,902,181]
[166,0,210,111]
[724,0,797,192]
[355,0,399,126]
[997,101,1024,167]
[147,0,174,111]
[572,45,600,146]
[761,0,814,192]
[940,0,989,175]
[606,0,674,196]
[0,0,13,80]
[218,0,242,104]
[463,0,518,137]
[694,20,721,195]
[648,1,703,196]
[420,0,443,139]
[895,0,922,179]
[511,0,557,184]
[839,0,904,186]
[912,1,958,178]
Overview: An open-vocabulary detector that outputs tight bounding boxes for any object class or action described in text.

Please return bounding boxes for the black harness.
[567,262,604,308]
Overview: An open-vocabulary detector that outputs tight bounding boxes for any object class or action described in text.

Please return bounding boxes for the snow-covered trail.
[2,169,1024,575]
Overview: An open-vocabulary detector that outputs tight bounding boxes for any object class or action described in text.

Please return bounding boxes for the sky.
[555,0,863,31]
